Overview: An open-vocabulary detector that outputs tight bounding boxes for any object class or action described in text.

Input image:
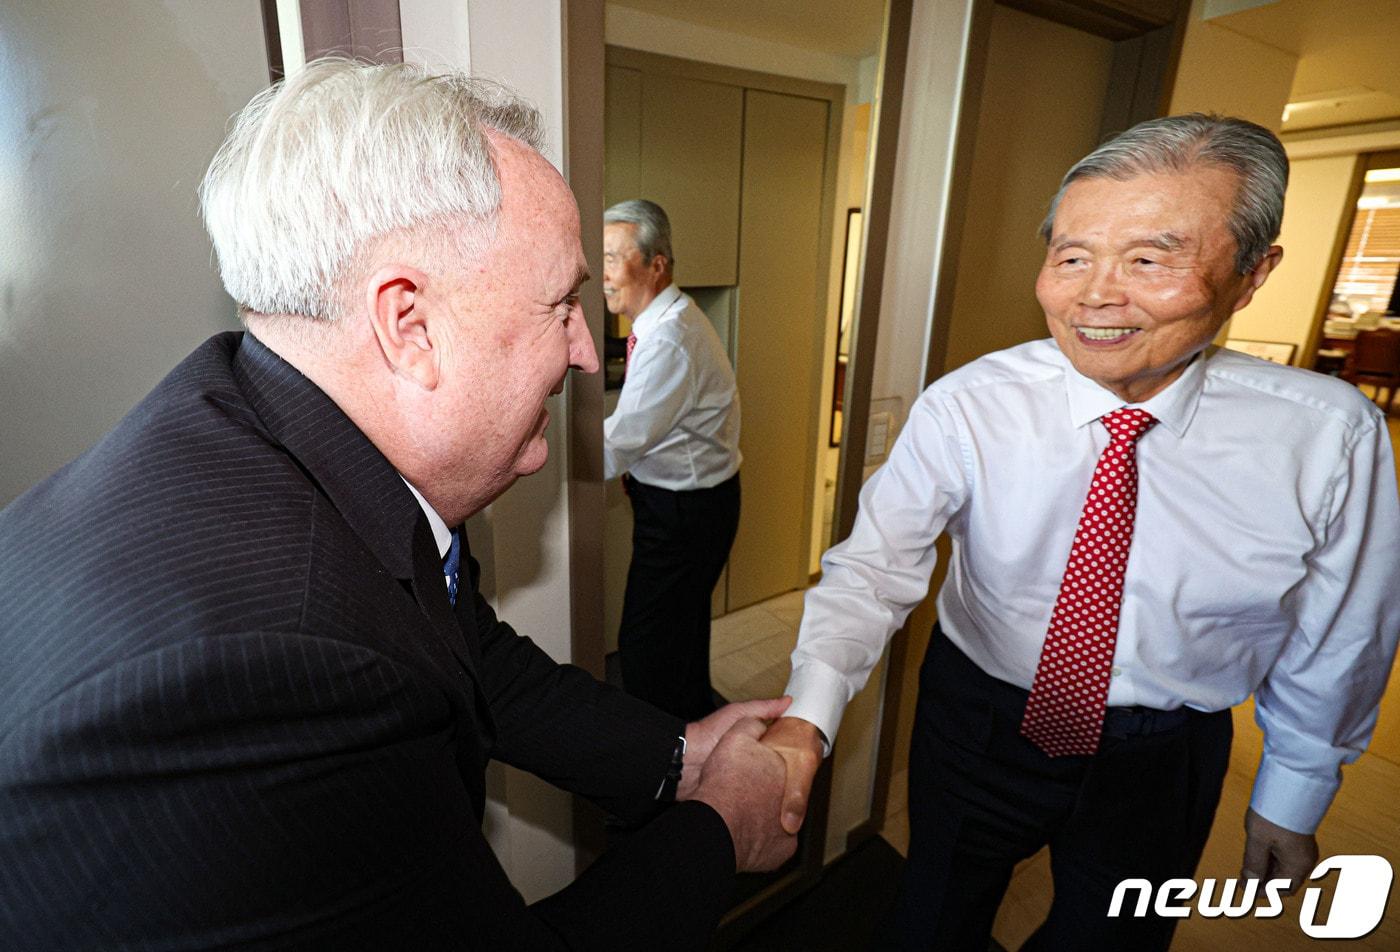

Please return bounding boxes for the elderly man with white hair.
[762,114,1400,950]
[601,199,742,722]
[0,60,795,950]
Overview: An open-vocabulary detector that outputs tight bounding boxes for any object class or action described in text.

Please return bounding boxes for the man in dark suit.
[0,60,794,950]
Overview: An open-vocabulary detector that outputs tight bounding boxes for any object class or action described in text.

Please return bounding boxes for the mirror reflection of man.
[602,200,742,721]
[762,114,1400,950]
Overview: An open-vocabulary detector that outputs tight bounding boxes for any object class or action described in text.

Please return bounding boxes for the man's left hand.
[1242,807,1318,895]
[677,697,791,801]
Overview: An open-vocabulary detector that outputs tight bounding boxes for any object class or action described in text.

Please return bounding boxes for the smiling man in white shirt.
[761,114,1400,950]
[603,200,743,721]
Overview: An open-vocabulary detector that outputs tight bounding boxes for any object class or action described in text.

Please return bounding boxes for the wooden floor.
[710,400,1400,951]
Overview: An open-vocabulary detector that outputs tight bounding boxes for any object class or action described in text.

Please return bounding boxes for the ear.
[649,253,670,281]
[364,264,439,390]
[1232,245,1283,314]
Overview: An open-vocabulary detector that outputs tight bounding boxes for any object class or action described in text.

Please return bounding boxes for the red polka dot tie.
[625,333,638,376]
[1020,407,1157,757]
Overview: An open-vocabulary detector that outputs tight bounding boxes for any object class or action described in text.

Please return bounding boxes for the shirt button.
[1111,666,1122,677]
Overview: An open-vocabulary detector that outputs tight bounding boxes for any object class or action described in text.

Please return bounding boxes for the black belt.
[1101,703,1201,740]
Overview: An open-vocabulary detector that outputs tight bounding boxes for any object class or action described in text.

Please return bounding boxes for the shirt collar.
[1060,343,1207,438]
[631,283,683,336]
[400,478,452,559]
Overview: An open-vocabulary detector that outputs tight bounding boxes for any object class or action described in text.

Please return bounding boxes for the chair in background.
[1345,329,1400,412]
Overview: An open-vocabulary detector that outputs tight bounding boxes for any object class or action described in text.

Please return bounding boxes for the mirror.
[595,0,892,931]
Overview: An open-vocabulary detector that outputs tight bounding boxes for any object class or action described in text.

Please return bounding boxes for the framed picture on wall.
[1222,338,1296,366]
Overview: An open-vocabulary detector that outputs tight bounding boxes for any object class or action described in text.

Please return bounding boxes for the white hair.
[604,199,674,264]
[1040,113,1288,275]
[199,58,543,320]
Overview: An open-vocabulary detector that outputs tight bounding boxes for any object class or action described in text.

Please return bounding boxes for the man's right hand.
[692,717,798,872]
[759,717,825,835]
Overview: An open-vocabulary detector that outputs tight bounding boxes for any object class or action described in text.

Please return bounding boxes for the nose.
[568,308,600,374]
[1082,260,1128,307]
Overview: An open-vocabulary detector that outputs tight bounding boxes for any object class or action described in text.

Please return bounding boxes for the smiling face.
[1037,165,1279,403]
[434,134,598,501]
[602,222,668,319]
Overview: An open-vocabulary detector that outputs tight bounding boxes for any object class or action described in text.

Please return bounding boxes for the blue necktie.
[443,529,461,607]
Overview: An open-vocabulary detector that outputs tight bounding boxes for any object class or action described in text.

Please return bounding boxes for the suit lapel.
[231,332,486,693]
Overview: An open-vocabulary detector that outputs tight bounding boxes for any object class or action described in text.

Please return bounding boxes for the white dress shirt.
[603,284,741,489]
[402,478,451,558]
[785,338,1400,834]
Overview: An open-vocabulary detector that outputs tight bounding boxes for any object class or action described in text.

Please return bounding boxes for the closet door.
[605,69,742,287]
[727,89,831,610]
[604,65,642,206]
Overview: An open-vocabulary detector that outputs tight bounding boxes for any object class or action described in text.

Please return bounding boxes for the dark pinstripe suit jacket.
[0,332,735,950]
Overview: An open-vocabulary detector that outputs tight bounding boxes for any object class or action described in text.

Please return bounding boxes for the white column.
[275,0,306,75]
[826,0,982,861]
[400,0,472,72]
[404,0,579,903]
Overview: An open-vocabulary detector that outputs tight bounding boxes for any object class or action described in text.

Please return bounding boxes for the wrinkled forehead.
[492,133,570,211]
[1054,167,1239,240]
[603,220,641,252]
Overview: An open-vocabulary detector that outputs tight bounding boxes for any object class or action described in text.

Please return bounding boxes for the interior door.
[727,89,832,610]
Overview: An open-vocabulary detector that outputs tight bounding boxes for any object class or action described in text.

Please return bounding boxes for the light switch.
[865,411,893,465]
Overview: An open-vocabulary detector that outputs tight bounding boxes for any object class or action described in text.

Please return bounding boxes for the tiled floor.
[711,397,1400,951]
[710,589,805,703]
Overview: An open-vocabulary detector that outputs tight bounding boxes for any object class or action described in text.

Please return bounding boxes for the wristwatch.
[656,734,687,801]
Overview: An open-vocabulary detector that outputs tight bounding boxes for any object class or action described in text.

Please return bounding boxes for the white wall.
[1230,153,1360,361]
[400,0,473,72]
[0,1,269,507]
[867,0,978,426]
[460,0,580,903]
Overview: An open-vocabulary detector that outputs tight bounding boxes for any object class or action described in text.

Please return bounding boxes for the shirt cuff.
[782,662,849,757]
[1249,755,1341,834]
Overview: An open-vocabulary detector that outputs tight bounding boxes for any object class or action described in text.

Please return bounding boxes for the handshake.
[676,698,827,873]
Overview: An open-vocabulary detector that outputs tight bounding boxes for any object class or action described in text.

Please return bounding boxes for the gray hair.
[200,58,543,320]
[1039,113,1288,274]
[604,199,674,265]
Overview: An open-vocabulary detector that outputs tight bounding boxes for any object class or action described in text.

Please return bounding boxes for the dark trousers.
[618,473,740,721]
[881,625,1233,952]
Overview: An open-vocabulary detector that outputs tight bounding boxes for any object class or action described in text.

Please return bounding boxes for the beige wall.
[811,102,874,576]
[1229,153,1360,361]
[603,2,861,88]
[1168,0,1296,129]
[942,5,1114,375]
[1164,0,1368,364]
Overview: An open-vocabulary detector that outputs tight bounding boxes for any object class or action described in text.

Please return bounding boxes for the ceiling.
[1211,0,1400,131]
[607,0,888,59]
